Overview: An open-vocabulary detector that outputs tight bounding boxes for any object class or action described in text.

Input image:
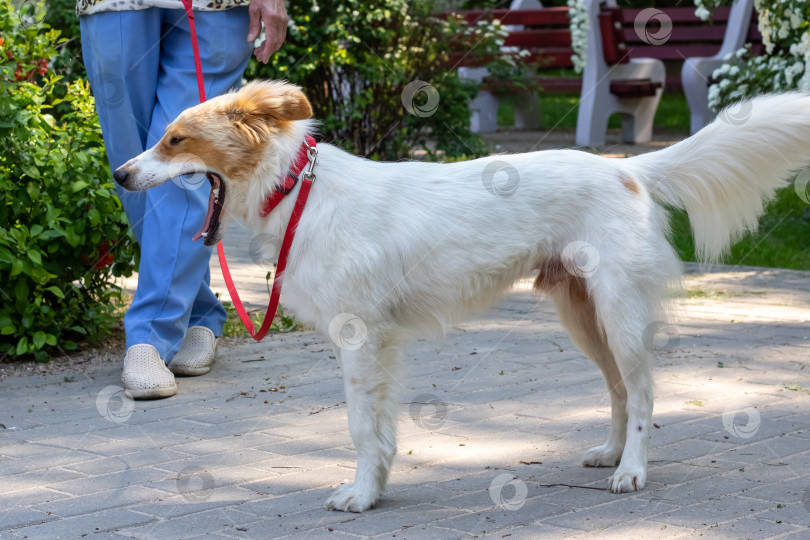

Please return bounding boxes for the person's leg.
[127,7,253,360]
[81,10,178,398]
[80,9,162,243]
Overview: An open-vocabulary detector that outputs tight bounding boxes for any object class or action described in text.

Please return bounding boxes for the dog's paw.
[607,467,646,493]
[325,482,378,513]
[582,444,623,467]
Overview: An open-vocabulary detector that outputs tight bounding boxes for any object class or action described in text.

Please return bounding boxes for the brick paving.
[2,133,810,539]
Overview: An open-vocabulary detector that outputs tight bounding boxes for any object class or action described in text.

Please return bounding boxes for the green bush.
[247,0,524,160]
[42,0,85,82]
[0,0,137,362]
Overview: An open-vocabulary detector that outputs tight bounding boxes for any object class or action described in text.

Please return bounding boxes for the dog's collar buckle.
[303,144,318,181]
[259,135,317,218]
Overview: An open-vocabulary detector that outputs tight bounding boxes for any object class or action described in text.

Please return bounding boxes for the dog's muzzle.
[113,168,129,187]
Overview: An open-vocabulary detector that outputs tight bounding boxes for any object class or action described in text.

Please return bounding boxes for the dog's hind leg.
[326,338,402,512]
[590,279,656,493]
[544,274,628,468]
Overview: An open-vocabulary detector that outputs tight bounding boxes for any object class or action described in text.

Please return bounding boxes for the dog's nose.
[113,169,129,186]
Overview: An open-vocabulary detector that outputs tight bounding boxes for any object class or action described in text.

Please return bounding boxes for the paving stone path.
[2,133,810,539]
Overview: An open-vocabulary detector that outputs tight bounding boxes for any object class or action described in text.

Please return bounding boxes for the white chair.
[575,0,665,146]
[681,0,755,134]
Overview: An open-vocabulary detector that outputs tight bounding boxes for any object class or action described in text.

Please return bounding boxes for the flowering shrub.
[567,0,589,73]
[704,0,810,110]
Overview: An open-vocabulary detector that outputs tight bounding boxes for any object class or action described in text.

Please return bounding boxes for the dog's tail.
[625,93,810,261]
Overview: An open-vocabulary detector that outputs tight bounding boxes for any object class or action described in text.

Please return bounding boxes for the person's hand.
[247,0,288,64]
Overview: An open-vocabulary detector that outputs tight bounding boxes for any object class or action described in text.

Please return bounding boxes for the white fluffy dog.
[114,81,810,512]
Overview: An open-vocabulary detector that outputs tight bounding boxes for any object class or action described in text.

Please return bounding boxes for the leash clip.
[303,145,318,181]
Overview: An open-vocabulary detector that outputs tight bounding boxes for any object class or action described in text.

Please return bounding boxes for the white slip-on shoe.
[122,344,177,399]
[169,326,218,376]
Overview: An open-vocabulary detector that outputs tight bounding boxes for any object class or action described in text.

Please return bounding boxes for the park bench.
[579,0,760,145]
[450,0,577,133]
[447,0,759,144]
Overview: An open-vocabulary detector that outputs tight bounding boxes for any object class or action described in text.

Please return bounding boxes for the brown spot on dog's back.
[619,173,640,194]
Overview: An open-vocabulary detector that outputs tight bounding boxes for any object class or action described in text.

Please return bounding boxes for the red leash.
[181,0,315,341]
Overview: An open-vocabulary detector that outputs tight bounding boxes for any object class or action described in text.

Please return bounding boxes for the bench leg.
[512,91,540,131]
[576,90,612,146]
[469,90,498,134]
[620,93,662,144]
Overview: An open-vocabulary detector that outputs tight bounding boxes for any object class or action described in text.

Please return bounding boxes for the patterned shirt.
[76,0,250,17]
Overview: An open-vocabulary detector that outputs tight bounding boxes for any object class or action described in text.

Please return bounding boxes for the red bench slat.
[610,79,663,98]
[449,49,573,69]
[524,49,576,67]
[619,6,732,24]
[451,7,571,27]
[626,44,731,60]
[504,29,571,48]
[481,76,581,93]
[622,26,728,43]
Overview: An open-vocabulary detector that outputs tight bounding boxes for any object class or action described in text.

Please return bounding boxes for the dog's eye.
[169,136,185,146]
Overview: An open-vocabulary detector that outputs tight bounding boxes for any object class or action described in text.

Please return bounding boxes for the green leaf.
[21,314,33,328]
[16,336,29,356]
[45,286,64,299]
[14,280,29,305]
[45,334,57,346]
[30,267,51,284]
[38,229,66,241]
[27,249,42,265]
[22,165,40,179]
[70,326,88,335]
[1,326,15,335]
[27,183,41,201]
[30,224,44,237]
[71,180,90,192]
[88,208,100,227]
[33,331,46,350]
[63,340,78,351]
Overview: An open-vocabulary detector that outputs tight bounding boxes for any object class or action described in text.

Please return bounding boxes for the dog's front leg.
[326,342,401,512]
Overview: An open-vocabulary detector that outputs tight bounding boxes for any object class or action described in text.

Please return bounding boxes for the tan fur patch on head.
[619,173,640,194]
[147,80,314,185]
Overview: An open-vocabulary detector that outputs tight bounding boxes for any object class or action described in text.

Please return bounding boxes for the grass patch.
[785,384,810,395]
[670,185,810,270]
[496,90,690,132]
[686,288,730,299]
[220,301,305,338]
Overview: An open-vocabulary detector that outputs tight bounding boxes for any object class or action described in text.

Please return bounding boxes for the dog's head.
[113,80,312,246]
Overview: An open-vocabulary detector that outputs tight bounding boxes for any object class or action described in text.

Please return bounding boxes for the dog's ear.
[235,80,311,122]
[228,81,312,145]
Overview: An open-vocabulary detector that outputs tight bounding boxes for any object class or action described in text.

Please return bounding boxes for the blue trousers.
[80,7,253,360]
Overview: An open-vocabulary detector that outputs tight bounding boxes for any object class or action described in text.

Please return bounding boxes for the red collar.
[260,135,317,218]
